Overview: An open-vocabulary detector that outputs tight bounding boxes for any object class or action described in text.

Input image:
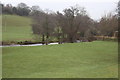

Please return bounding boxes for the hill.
[2,15,33,41]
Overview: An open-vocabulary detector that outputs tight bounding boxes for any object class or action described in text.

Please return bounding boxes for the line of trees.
[1,3,32,16]
[1,2,118,44]
[31,5,118,45]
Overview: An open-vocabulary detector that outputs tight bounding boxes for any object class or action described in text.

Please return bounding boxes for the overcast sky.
[1,0,118,20]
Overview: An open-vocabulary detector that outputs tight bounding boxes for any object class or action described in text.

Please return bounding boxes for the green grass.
[2,15,33,41]
[2,41,118,78]
[2,15,31,27]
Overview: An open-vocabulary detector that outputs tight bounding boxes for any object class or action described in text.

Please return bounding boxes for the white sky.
[1,0,118,20]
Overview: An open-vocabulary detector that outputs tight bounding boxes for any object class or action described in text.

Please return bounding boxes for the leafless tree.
[31,10,46,44]
[31,9,56,45]
[54,11,65,44]
[61,5,91,42]
[98,13,118,40]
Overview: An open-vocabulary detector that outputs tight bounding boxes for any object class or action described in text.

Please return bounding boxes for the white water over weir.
[0,43,59,47]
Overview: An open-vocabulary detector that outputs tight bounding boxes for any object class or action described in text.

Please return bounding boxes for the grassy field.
[2,15,33,41]
[2,41,118,78]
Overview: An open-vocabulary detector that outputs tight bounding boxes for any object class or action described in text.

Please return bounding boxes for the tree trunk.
[62,33,65,43]
[58,38,62,44]
[102,36,105,41]
[45,34,49,45]
[69,37,74,43]
[58,34,62,44]
[42,34,45,45]
[58,37,60,44]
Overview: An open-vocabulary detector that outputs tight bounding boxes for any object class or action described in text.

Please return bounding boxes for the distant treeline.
[1,3,32,16]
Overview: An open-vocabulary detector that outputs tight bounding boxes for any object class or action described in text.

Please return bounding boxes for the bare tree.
[31,10,46,44]
[62,5,90,42]
[98,13,118,40]
[54,11,65,44]
[31,9,56,45]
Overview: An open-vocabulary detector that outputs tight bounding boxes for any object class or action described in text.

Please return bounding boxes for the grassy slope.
[2,41,118,78]
[2,15,33,41]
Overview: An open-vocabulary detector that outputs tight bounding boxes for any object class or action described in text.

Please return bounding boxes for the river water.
[0,42,59,47]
